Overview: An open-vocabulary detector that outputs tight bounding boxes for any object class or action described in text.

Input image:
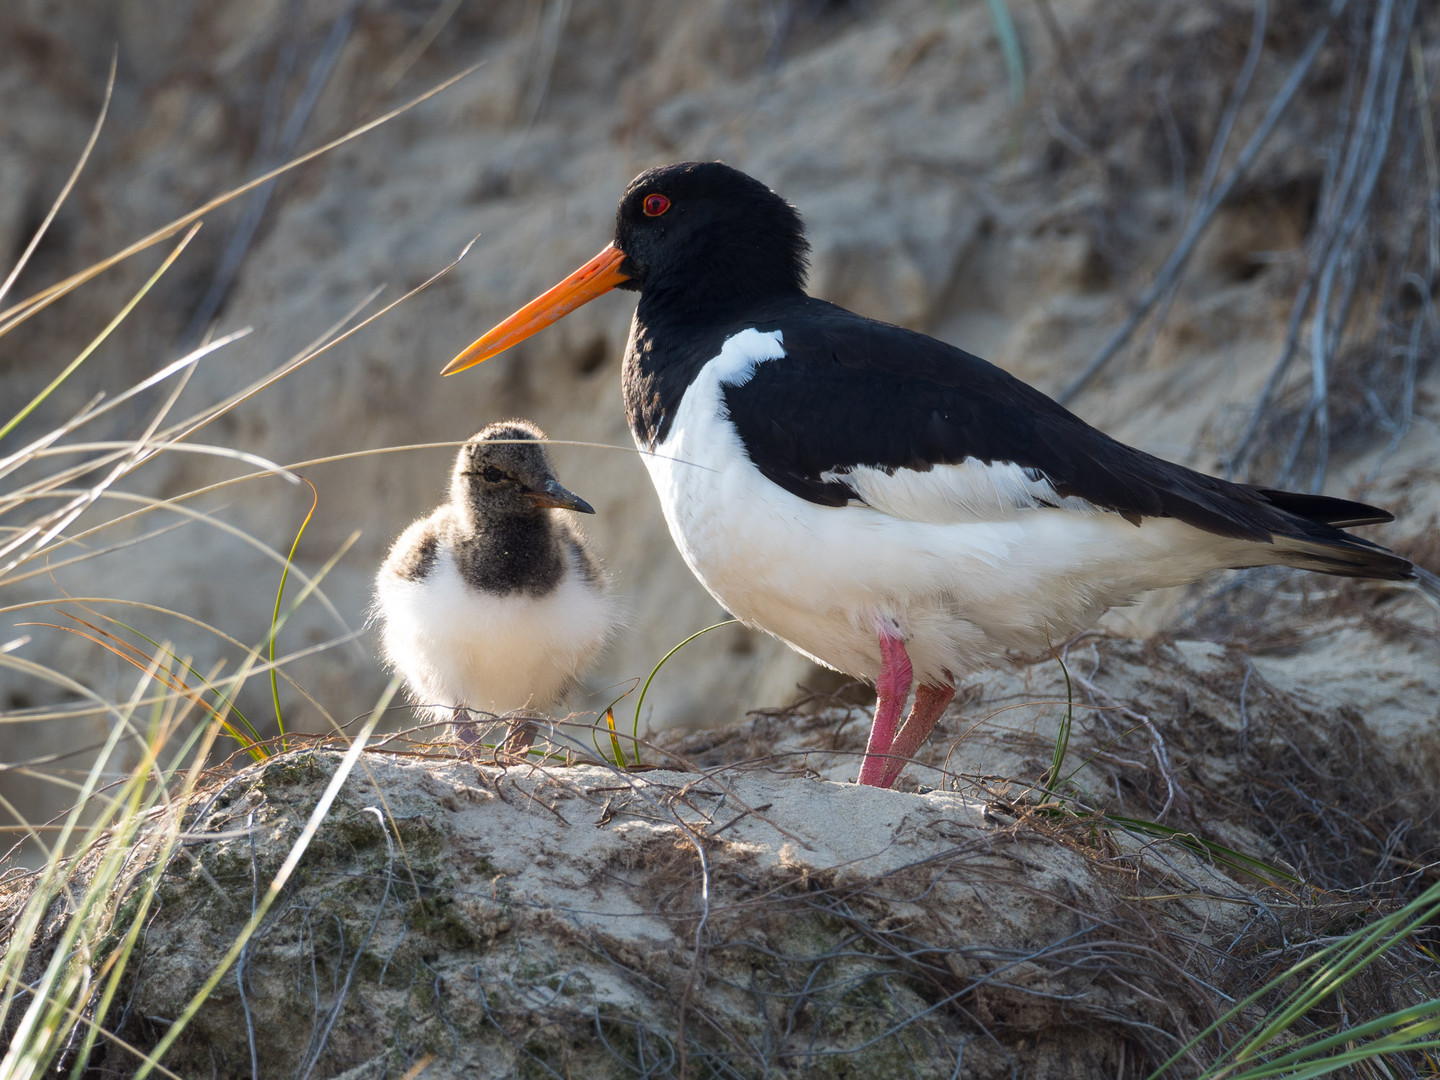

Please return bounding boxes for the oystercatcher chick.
[374,420,615,750]
[442,161,1429,788]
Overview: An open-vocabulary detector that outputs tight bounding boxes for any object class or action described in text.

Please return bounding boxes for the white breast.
[375,538,614,721]
[638,329,1263,685]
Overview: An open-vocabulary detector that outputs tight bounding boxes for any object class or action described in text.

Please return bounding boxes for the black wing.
[721,299,1393,546]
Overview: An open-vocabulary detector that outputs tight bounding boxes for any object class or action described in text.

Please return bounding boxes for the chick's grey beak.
[528,478,595,514]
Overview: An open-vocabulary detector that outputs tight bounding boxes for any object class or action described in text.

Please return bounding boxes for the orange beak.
[442,242,630,375]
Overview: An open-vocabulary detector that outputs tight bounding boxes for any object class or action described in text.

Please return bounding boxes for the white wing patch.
[711,328,786,387]
[821,460,1106,524]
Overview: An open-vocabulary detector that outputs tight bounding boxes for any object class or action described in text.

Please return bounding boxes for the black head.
[452,420,595,520]
[612,162,810,313]
[442,162,811,376]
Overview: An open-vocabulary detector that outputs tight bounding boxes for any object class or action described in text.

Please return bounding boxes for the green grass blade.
[1042,651,1074,794]
[603,706,627,768]
[270,478,318,747]
[1152,878,1440,1078]
[631,620,739,762]
[0,653,213,1077]
[61,693,223,1078]
[1229,886,1440,1063]
[34,613,268,759]
[1106,814,1302,887]
[0,224,202,443]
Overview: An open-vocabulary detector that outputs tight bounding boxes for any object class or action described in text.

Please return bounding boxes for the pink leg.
[878,680,956,789]
[857,623,913,787]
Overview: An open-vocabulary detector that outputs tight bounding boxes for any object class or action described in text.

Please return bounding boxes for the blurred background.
[2,0,1437,841]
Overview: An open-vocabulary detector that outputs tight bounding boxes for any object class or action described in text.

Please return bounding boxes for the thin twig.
[182,1,362,346]
[1057,3,1345,406]
[1069,669,1186,820]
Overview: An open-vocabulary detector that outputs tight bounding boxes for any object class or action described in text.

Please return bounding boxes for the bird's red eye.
[642,193,671,217]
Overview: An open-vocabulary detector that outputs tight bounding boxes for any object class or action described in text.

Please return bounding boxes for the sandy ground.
[1,5,1438,1069]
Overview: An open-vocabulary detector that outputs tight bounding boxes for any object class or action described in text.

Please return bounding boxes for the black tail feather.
[1276,538,1416,581]
[1256,487,1395,528]
[1251,486,1418,583]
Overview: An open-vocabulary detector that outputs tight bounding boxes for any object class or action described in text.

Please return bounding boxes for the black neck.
[621,289,806,447]
[454,514,564,597]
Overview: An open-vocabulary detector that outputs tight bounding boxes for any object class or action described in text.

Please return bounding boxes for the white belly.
[376,547,613,719]
[639,331,1257,685]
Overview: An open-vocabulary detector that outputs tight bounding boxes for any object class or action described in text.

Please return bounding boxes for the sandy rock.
[121,752,1224,1078]
[89,608,1438,1077]
[2,0,1438,880]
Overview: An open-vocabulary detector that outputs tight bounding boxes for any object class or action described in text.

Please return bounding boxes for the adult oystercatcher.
[442,161,1422,788]
[374,420,615,749]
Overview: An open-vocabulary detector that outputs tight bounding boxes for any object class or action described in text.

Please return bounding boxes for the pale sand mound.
[90,611,1438,1078]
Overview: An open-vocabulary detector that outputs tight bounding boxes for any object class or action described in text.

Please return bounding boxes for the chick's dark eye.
[642,193,670,217]
[482,466,506,483]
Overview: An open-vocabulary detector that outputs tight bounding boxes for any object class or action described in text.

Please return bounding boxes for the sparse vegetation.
[2,0,1438,1077]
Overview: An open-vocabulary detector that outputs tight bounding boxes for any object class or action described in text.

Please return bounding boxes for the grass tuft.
[0,67,470,1075]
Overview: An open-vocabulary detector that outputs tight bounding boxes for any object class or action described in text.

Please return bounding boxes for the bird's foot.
[451,706,501,759]
[879,680,956,789]
[450,708,543,763]
[500,713,541,760]
[453,707,482,752]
